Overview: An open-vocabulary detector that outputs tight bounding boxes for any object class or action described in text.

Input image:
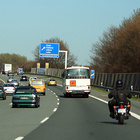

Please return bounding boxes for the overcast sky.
[0,0,140,65]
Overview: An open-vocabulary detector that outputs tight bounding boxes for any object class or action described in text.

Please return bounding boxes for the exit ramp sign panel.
[91,70,95,78]
[40,43,59,58]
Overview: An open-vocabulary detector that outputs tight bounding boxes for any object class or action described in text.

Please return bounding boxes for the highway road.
[0,74,140,140]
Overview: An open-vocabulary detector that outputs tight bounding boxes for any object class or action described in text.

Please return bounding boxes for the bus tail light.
[66,86,69,89]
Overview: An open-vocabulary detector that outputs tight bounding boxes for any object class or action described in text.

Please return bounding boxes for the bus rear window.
[66,69,90,78]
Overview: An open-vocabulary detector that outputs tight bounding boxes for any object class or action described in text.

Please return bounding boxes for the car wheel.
[3,96,6,100]
[12,104,16,108]
[35,104,38,108]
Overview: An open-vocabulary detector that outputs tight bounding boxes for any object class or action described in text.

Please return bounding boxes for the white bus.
[62,66,91,98]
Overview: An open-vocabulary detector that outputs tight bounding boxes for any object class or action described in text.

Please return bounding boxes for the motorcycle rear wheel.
[118,115,124,124]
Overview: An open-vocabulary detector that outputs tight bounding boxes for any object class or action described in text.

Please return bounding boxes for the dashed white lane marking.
[89,94,140,121]
[40,117,49,123]
[14,137,24,140]
[40,90,59,124]
[53,108,57,112]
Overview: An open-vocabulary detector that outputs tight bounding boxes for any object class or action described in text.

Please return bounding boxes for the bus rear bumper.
[64,90,90,97]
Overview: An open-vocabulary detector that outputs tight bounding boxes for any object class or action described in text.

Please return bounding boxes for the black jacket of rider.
[108,86,132,102]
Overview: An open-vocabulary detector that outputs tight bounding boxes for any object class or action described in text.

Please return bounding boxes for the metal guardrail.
[27,72,140,98]
[92,84,140,98]
[1,73,140,98]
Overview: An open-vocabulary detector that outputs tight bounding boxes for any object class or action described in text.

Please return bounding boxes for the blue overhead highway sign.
[40,43,59,58]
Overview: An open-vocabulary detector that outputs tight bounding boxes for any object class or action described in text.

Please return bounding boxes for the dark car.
[12,86,40,108]
[0,86,6,100]
[7,76,15,83]
[7,70,14,76]
[20,75,28,81]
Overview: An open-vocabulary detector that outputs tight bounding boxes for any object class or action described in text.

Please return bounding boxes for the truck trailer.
[1,63,12,74]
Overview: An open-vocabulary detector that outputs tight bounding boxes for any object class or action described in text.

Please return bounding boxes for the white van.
[62,66,91,98]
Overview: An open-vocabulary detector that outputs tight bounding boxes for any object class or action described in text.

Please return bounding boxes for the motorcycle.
[113,102,130,124]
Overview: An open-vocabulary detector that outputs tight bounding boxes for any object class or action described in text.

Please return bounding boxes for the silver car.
[10,80,19,87]
[3,83,15,95]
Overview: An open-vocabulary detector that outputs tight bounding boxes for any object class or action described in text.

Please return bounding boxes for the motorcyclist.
[108,80,132,118]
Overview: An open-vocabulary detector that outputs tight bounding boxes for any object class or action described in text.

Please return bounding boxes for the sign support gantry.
[59,50,67,69]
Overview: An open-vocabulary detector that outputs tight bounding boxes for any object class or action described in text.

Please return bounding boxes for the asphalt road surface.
[0,74,140,140]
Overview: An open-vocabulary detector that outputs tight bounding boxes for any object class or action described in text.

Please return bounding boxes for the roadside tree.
[90,9,140,73]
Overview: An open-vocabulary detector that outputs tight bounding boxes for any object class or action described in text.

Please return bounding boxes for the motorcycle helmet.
[116,80,123,87]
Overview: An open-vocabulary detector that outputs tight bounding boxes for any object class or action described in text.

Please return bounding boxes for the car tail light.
[1,91,4,93]
[13,88,15,90]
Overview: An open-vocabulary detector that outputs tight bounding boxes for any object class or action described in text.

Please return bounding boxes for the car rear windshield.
[3,84,14,87]
[15,89,36,94]
[11,80,18,82]
[50,79,55,81]
[32,80,43,85]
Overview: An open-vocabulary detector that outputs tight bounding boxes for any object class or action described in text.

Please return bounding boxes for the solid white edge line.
[0,78,6,84]
[40,117,49,123]
[89,95,108,104]
[14,136,24,140]
[130,112,140,120]
[89,94,140,121]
